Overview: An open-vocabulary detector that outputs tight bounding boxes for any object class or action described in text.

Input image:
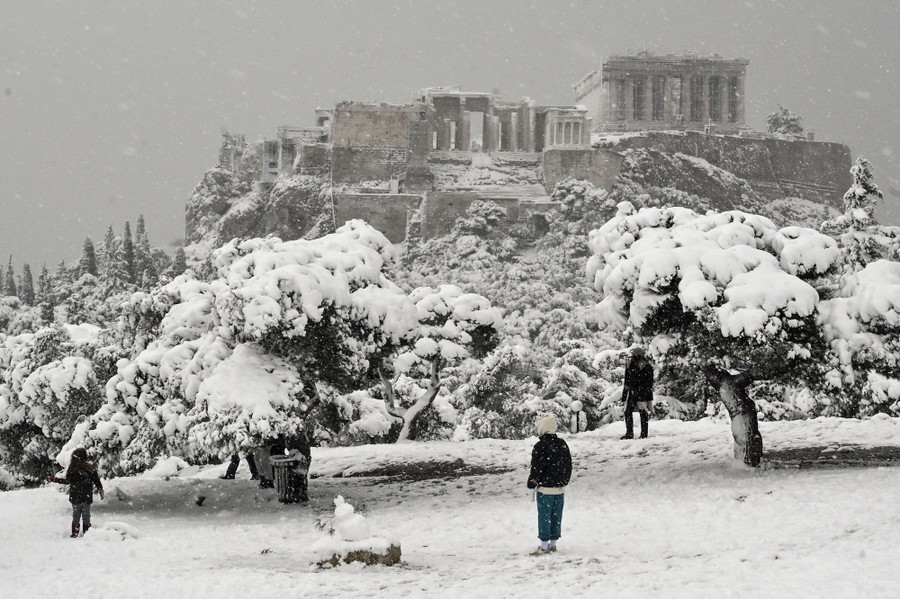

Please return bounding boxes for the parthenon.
[575,51,749,133]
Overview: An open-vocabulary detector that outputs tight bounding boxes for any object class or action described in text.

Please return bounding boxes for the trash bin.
[271,454,309,504]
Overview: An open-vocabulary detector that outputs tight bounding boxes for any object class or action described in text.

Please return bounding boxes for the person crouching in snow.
[527,415,572,555]
[50,447,104,538]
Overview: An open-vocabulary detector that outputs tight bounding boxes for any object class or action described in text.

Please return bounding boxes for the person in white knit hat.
[526,415,572,555]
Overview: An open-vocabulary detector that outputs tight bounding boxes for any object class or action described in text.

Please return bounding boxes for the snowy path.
[2,417,899,598]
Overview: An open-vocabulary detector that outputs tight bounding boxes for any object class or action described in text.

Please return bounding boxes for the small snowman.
[332,495,370,541]
[311,495,401,567]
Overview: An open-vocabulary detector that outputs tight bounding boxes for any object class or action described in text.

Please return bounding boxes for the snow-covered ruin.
[214,56,851,244]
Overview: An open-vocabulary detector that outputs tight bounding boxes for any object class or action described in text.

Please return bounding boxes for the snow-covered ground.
[2,417,899,598]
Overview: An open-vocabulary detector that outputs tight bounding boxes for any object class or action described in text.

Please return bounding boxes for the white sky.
[1,0,899,269]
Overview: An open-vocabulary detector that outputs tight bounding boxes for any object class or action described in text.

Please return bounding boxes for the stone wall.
[331,147,409,183]
[295,143,330,176]
[542,148,625,192]
[611,131,851,208]
[333,193,422,243]
[419,192,521,241]
[331,103,422,148]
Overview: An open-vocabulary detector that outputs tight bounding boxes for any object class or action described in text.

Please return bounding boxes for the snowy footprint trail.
[2,417,899,598]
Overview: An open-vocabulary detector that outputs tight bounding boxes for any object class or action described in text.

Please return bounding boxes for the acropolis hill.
[188,52,851,249]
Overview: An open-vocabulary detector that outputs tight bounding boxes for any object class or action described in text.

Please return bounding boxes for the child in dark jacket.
[50,447,104,538]
[527,415,572,554]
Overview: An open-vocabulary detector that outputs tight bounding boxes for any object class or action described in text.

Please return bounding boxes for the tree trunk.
[394,359,442,443]
[716,373,764,467]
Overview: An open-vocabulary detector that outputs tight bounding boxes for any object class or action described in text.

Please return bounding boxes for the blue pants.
[72,503,91,528]
[536,492,565,542]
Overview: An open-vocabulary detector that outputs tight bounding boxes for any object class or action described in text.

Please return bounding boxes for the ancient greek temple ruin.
[215,55,849,244]
[575,51,749,133]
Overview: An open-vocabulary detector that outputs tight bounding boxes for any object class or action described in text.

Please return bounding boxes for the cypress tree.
[100,226,131,295]
[101,225,116,271]
[135,215,158,288]
[37,264,52,304]
[136,214,147,243]
[20,264,35,305]
[123,221,136,283]
[79,238,98,277]
[167,247,188,278]
[4,256,17,297]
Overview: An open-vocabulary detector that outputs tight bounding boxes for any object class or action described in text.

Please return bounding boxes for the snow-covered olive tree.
[65,221,421,474]
[587,202,840,466]
[377,285,501,442]
[766,105,804,136]
[0,324,108,481]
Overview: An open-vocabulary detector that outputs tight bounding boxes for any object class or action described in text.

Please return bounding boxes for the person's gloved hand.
[99,489,105,500]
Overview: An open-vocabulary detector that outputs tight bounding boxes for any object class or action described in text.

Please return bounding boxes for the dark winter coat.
[624,357,654,404]
[527,434,572,490]
[60,459,103,505]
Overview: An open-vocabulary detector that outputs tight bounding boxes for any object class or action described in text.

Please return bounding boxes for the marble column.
[461,111,471,152]
[441,118,452,150]
[488,115,500,152]
[682,72,692,123]
[663,76,673,123]
[720,77,728,124]
[700,74,709,125]
[509,113,519,152]
[457,98,466,151]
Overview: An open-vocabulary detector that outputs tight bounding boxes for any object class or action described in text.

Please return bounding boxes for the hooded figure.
[526,415,572,554]
[50,447,104,538]
[622,346,654,439]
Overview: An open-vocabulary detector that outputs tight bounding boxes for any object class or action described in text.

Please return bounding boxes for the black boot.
[622,400,635,439]
[246,454,259,480]
[70,524,80,538]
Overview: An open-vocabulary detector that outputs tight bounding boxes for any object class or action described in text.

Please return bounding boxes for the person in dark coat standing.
[622,346,654,439]
[50,447,104,538]
[526,415,572,554]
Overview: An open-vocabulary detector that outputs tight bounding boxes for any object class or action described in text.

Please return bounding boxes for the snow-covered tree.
[100,226,129,292]
[79,238,98,277]
[167,247,188,279]
[817,261,900,417]
[65,222,423,474]
[20,264,35,306]
[378,285,501,442]
[766,105,804,135]
[0,296,42,336]
[822,158,898,271]
[36,265,52,304]
[0,325,107,481]
[3,257,17,298]
[123,221,136,284]
[36,264,55,324]
[816,160,900,417]
[587,202,841,466]
[134,215,158,288]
